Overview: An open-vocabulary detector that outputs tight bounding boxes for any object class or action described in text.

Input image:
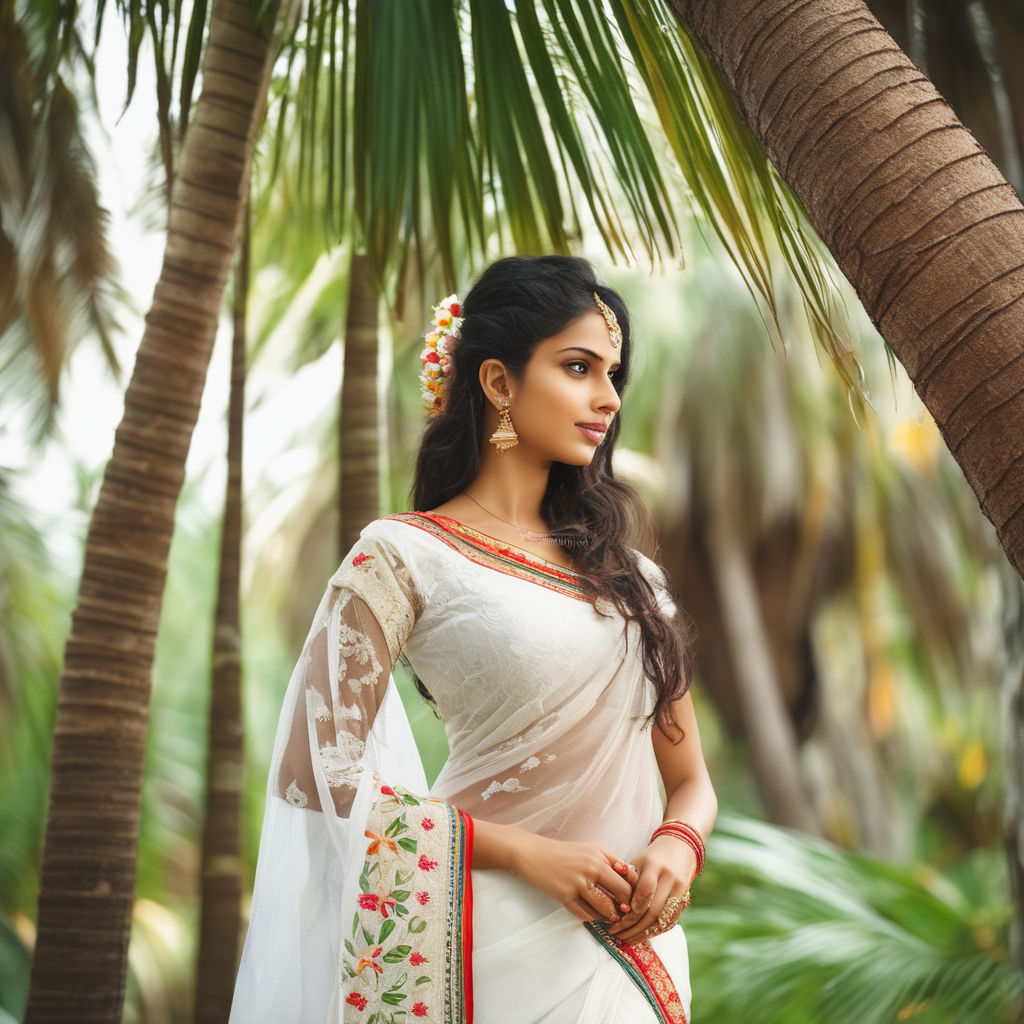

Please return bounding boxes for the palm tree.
[192,208,249,1024]
[28,0,1024,1017]
[24,0,288,1018]
[666,0,1024,580]
[866,0,1024,199]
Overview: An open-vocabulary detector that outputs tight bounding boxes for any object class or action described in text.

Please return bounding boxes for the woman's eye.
[565,360,618,378]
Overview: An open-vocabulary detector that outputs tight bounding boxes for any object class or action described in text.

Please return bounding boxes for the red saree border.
[439,805,474,1024]
[458,811,474,1024]
[585,921,688,1024]
[383,511,594,603]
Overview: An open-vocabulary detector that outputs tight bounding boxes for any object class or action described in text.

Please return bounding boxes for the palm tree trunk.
[25,2,283,1019]
[193,203,249,1024]
[666,0,1024,582]
[338,251,380,559]
[705,460,819,833]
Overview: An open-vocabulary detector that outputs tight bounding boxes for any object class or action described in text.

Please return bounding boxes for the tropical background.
[3,0,1024,1022]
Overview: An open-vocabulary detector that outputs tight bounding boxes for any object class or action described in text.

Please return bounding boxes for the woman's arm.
[470,817,639,925]
[605,690,717,944]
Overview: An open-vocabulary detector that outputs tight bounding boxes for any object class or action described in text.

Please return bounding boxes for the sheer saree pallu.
[229,514,692,1024]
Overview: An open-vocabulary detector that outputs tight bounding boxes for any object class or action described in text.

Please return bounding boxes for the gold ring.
[662,895,684,917]
[657,894,686,929]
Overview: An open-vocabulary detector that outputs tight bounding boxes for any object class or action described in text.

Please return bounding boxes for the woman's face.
[508,310,623,465]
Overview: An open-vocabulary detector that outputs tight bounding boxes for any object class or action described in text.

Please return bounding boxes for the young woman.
[228,255,717,1023]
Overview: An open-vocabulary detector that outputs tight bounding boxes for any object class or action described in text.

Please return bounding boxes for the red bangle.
[651,819,706,876]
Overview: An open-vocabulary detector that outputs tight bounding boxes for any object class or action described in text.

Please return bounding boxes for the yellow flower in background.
[957,740,988,790]
[889,415,940,474]
[867,663,897,737]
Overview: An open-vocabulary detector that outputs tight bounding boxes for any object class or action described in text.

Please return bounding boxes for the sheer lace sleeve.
[275,533,423,817]
[230,527,428,1024]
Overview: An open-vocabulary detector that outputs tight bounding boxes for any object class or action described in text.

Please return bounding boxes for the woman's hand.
[509,831,639,924]
[604,836,696,945]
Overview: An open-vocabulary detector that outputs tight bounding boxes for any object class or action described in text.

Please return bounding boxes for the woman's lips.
[577,424,606,444]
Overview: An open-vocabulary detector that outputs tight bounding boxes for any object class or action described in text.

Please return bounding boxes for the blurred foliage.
[686,812,1023,1023]
[0,0,121,444]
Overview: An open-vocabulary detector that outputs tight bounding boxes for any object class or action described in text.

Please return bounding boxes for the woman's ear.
[478,358,513,407]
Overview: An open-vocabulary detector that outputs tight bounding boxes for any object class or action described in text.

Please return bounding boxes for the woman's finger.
[607,872,657,936]
[620,862,639,887]
[580,881,621,922]
[616,882,680,945]
[595,864,634,908]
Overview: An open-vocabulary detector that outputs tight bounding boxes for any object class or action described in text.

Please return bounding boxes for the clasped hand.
[512,833,696,946]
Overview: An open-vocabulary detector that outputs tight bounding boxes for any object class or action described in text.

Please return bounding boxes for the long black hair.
[406,255,695,737]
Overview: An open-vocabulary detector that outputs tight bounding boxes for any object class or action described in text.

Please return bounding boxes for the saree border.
[384,511,594,603]
[343,788,475,1023]
[585,922,688,1024]
[444,809,474,1023]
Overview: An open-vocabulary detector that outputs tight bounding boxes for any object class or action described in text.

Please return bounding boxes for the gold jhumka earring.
[489,396,519,453]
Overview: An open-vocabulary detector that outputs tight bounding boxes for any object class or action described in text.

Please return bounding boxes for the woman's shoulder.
[351,512,443,568]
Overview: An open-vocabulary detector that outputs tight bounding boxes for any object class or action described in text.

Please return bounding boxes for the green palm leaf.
[686,812,1022,1023]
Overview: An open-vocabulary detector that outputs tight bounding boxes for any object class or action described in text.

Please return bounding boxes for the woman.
[228,255,717,1023]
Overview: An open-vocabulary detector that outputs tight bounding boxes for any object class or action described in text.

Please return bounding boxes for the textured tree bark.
[25,2,282,1019]
[339,251,381,559]
[193,205,248,1024]
[667,0,1024,581]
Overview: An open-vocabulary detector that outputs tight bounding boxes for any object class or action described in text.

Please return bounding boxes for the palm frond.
[0,5,120,443]
[685,811,1023,1024]
[266,0,861,395]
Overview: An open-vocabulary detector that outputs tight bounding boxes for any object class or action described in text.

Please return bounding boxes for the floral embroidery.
[519,755,540,772]
[308,687,331,722]
[330,538,420,664]
[285,780,308,808]
[481,777,529,800]
[354,945,385,976]
[342,783,472,1023]
[337,702,363,721]
[338,622,384,690]
[365,830,398,856]
[320,736,366,788]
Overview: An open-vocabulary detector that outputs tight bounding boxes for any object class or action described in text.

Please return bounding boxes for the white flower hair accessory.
[419,293,463,418]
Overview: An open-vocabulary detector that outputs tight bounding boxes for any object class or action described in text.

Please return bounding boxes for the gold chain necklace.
[461,490,557,544]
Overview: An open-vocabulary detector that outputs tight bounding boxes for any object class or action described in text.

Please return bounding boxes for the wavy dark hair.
[404,255,696,738]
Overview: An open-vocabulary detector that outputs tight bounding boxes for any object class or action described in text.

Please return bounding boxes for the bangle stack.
[650,819,706,877]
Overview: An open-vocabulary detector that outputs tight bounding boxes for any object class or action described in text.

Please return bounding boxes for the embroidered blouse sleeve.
[274,529,423,817]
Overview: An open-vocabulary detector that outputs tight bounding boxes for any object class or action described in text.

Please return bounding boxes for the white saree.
[228,511,692,1024]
